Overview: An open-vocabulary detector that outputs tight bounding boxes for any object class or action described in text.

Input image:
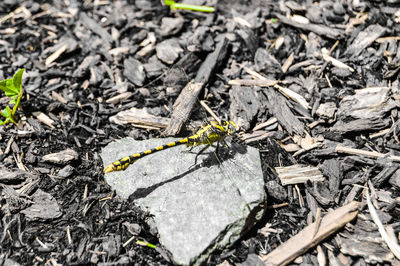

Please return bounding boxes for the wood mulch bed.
[1,0,400,265]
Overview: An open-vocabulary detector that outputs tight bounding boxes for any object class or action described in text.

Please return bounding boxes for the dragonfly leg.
[194,144,211,165]
[181,146,195,154]
[222,139,230,149]
[214,141,223,166]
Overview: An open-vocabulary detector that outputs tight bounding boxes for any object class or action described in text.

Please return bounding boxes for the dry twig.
[260,201,360,265]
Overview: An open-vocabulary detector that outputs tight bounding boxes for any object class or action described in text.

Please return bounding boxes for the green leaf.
[5,106,16,124]
[0,79,8,92]
[0,106,15,125]
[0,69,24,126]
[4,106,12,117]
[0,69,24,99]
[0,108,7,118]
[0,79,16,97]
[0,68,24,100]
[12,68,24,94]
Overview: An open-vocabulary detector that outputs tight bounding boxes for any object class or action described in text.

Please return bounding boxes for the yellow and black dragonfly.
[104,120,237,174]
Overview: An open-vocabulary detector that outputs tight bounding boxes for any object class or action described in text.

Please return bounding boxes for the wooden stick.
[45,44,67,66]
[228,79,278,87]
[253,118,278,131]
[366,190,400,259]
[322,52,354,72]
[260,201,360,265]
[335,145,400,162]
[163,81,203,135]
[163,37,228,136]
[312,208,322,239]
[275,14,343,39]
[199,100,221,124]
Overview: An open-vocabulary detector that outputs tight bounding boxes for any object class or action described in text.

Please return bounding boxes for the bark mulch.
[1,0,400,265]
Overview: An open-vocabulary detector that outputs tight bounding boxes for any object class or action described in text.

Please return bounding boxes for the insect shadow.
[201,141,248,168]
[129,163,202,200]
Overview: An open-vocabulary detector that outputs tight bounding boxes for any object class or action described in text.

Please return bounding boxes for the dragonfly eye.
[226,121,237,135]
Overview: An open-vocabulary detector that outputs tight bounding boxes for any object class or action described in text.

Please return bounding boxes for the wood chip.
[281,52,295,73]
[260,201,360,265]
[109,46,130,56]
[276,164,324,185]
[337,87,395,119]
[344,24,388,57]
[80,12,112,46]
[42,149,79,164]
[265,87,305,136]
[51,91,68,104]
[45,44,67,66]
[156,38,183,65]
[105,92,133,104]
[274,84,311,110]
[253,117,278,131]
[109,107,170,129]
[32,111,55,129]
[321,49,354,72]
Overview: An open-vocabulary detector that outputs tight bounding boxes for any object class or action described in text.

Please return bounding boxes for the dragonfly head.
[224,121,238,135]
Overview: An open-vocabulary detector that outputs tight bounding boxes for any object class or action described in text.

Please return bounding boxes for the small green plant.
[0,68,24,125]
[164,0,214,12]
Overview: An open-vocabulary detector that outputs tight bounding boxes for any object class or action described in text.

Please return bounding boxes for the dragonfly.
[103,120,238,174]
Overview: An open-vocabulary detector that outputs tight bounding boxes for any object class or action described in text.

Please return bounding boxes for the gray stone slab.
[101,137,266,265]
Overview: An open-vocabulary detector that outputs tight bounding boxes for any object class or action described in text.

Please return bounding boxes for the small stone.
[21,189,62,221]
[156,38,183,65]
[143,55,166,78]
[316,102,337,120]
[331,67,352,78]
[58,165,75,178]
[160,17,184,36]
[254,48,281,74]
[123,57,146,86]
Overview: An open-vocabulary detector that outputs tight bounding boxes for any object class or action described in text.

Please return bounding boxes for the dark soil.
[1,0,400,265]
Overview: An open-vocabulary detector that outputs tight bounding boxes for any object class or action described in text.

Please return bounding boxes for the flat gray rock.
[101,137,266,265]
